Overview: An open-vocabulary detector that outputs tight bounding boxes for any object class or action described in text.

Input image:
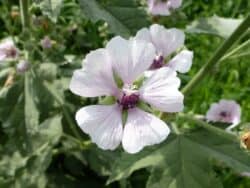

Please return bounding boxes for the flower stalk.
[220,39,250,61]
[19,0,30,30]
[178,113,236,141]
[182,14,250,95]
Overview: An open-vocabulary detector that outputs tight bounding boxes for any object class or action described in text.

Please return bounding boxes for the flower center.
[5,47,17,58]
[219,111,234,123]
[150,55,164,70]
[119,93,139,110]
[118,86,139,110]
[220,111,228,118]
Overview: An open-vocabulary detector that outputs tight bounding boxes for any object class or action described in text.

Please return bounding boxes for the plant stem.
[229,52,250,59]
[178,113,236,141]
[19,0,30,29]
[62,133,82,145]
[220,39,250,61]
[52,133,91,155]
[182,14,250,95]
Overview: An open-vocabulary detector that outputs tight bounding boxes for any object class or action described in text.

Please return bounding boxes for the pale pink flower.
[41,36,52,49]
[16,60,30,73]
[70,36,184,154]
[135,24,193,74]
[206,99,241,130]
[148,0,182,16]
[0,38,19,62]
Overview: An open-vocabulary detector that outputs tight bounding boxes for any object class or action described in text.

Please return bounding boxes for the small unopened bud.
[11,6,20,19]
[16,60,30,73]
[241,132,250,149]
[41,36,52,49]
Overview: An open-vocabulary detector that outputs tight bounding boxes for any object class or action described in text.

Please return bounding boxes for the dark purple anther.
[220,111,228,118]
[6,47,18,58]
[150,55,164,70]
[119,93,140,110]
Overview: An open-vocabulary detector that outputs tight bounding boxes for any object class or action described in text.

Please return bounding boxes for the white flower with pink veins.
[135,24,193,74]
[147,0,182,16]
[206,99,241,130]
[0,38,19,62]
[70,36,184,154]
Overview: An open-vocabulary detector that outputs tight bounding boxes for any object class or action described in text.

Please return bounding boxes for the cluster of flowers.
[70,24,193,153]
[0,36,53,73]
[0,38,27,73]
[70,24,242,153]
[147,0,241,133]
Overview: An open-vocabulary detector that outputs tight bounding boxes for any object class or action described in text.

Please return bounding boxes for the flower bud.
[147,0,182,16]
[241,132,250,150]
[16,60,30,73]
[41,36,52,49]
[11,6,20,19]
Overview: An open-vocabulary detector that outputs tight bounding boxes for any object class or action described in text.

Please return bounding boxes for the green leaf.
[85,148,121,176]
[39,0,63,23]
[25,71,39,132]
[0,67,12,86]
[0,115,62,188]
[37,63,58,81]
[31,115,62,148]
[186,15,243,38]
[146,132,222,188]
[0,81,23,124]
[78,0,149,37]
[108,129,250,187]
[107,135,176,184]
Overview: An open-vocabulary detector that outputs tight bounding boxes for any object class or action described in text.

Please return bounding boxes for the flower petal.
[147,0,170,16]
[69,49,118,97]
[169,0,182,8]
[168,50,194,73]
[140,67,184,112]
[76,105,123,150]
[122,108,170,153]
[135,28,152,42]
[0,53,7,62]
[107,36,155,84]
[206,99,241,125]
[150,24,184,57]
[0,38,14,49]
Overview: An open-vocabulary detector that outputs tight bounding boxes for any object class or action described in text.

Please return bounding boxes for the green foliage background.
[0,0,250,187]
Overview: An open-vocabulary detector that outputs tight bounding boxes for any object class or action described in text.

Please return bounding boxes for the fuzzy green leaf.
[186,15,243,38]
[78,0,149,37]
[108,128,250,187]
[38,0,63,23]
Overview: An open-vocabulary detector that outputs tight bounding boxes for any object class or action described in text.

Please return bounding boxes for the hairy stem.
[182,14,250,95]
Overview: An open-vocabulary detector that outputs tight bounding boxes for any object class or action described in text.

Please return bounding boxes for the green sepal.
[113,71,123,88]
[99,96,116,105]
[137,101,153,113]
[122,110,128,126]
